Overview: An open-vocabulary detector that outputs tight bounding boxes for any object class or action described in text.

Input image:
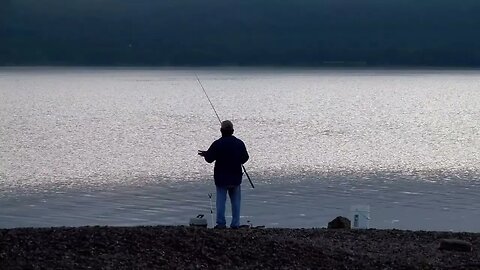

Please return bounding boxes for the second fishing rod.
[195,73,255,189]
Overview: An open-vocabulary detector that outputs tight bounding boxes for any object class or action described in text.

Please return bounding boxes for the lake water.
[1,67,479,231]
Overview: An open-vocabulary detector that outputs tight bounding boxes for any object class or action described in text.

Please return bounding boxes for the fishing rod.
[208,193,214,226]
[195,73,255,189]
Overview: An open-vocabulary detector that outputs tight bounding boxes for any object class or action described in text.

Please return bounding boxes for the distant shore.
[1,226,479,269]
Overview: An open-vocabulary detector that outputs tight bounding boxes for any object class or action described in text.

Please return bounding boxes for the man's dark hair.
[220,120,234,136]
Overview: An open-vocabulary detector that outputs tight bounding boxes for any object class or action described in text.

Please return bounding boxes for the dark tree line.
[1,0,480,66]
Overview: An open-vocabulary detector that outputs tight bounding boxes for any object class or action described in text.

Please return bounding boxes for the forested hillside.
[1,0,479,66]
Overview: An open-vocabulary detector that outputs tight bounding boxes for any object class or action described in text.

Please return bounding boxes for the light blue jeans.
[216,185,241,228]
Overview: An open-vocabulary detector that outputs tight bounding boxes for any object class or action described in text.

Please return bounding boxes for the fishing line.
[195,73,255,189]
[196,73,222,124]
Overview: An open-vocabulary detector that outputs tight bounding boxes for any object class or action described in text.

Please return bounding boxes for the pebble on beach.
[439,239,473,252]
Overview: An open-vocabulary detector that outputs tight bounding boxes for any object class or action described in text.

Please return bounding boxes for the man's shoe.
[230,226,239,230]
[214,224,227,229]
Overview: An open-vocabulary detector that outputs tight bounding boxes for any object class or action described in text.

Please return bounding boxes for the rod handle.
[242,165,254,189]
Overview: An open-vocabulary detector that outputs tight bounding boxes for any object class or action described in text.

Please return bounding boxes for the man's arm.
[241,142,249,164]
[198,142,216,163]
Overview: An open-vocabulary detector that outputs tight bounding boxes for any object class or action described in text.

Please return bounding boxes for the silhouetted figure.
[198,120,249,228]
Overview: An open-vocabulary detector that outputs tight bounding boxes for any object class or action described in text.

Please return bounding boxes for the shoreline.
[1,226,479,269]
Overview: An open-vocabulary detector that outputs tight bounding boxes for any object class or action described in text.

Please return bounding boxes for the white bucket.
[350,205,370,229]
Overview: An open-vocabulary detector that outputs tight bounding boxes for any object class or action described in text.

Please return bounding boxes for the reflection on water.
[1,68,480,231]
[1,172,480,232]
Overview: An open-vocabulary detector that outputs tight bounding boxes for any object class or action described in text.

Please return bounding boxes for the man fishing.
[198,120,249,229]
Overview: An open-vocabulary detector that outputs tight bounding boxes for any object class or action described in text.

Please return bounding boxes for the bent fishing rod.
[195,73,255,189]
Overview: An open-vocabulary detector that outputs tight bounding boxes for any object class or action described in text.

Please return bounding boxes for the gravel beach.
[1,226,479,269]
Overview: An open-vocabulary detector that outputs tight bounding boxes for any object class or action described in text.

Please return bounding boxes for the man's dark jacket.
[203,135,249,187]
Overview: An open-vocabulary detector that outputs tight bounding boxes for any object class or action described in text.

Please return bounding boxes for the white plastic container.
[351,205,370,229]
[189,214,208,227]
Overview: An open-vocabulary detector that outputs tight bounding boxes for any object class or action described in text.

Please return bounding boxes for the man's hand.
[198,150,207,157]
